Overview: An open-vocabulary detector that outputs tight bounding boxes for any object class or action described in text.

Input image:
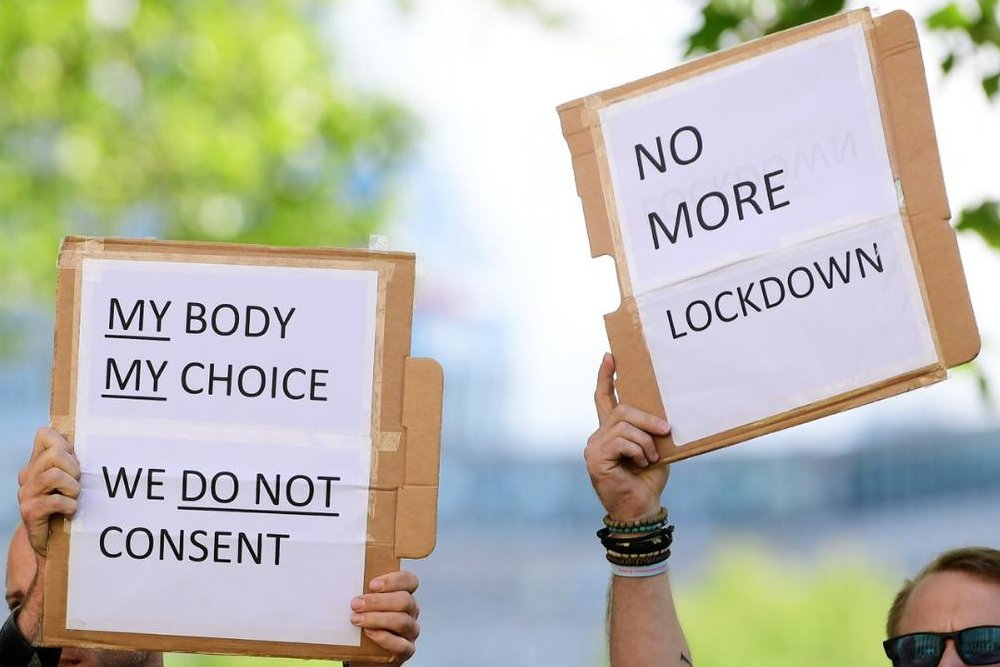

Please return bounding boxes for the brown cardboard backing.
[558,9,979,463]
[43,237,443,662]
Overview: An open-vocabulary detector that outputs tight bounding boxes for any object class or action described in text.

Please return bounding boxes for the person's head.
[6,524,162,667]
[884,547,1000,667]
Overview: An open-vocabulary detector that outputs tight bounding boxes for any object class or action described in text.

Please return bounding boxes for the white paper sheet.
[639,215,937,445]
[597,24,939,446]
[67,259,379,645]
[601,25,898,293]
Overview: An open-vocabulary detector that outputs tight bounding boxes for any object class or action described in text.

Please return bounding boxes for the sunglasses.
[884,626,1000,666]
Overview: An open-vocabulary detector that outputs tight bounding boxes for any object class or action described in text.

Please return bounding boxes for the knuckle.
[19,498,33,520]
[50,448,71,467]
[34,427,51,446]
[41,467,61,485]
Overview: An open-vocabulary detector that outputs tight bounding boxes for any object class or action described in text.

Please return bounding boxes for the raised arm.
[584,354,692,667]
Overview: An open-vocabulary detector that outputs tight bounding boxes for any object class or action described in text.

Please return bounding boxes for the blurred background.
[1,1,999,665]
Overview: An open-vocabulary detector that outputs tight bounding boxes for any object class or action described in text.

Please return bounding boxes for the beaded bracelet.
[599,507,675,571]
[605,544,672,559]
[603,506,668,532]
[606,549,672,567]
[606,550,672,565]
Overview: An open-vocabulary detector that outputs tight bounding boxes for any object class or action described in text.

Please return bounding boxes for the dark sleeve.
[0,608,61,667]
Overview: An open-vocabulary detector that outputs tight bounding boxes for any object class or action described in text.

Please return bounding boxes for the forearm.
[609,571,691,667]
[15,554,45,643]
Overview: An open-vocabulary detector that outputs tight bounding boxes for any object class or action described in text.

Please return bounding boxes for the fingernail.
[656,418,670,432]
[640,459,649,468]
[369,578,385,591]
[650,451,660,462]
[351,597,364,611]
[363,629,376,638]
[603,352,612,363]
[351,613,363,625]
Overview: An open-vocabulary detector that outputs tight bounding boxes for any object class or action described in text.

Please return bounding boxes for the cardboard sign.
[558,10,979,460]
[44,238,443,662]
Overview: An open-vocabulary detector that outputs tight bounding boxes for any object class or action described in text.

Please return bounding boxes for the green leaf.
[955,200,1000,249]
[685,3,746,56]
[954,361,994,407]
[941,51,957,73]
[926,3,971,30]
[983,71,1000,98]
[768,0,845,34]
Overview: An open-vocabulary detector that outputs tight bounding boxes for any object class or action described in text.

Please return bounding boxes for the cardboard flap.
[604,300,678,459]
[558,104,616,259]
[873,10,980,367]
[394,357,443,559]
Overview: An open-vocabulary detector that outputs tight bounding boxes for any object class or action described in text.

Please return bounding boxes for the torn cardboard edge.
[43,236,442,663]
[558,9,979,463]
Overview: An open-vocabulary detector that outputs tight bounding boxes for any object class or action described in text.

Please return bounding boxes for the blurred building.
[432,424,1000,534]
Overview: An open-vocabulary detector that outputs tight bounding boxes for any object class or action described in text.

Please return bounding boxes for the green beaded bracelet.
[603,506,668,532]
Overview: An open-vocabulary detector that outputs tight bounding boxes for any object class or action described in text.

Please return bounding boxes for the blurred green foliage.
[675,545,896,667]
[926,1,1000,262]
[926,0,1000,99]
[956,199,1000,250]
[683,1,1000,252]
[685,0,846,56]
[0,0,414,312]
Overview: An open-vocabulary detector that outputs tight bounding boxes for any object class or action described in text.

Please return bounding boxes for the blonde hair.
[886,547,1000,637]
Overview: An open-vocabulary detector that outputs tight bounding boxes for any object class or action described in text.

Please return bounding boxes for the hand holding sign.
[18,428,81,557]
[350,571,421,664]
[15,428,424,664]
[585,354,670,524]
